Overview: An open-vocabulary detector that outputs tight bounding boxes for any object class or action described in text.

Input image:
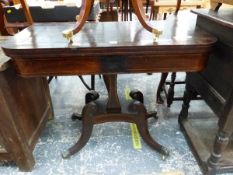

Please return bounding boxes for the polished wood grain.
[2,14,216,77]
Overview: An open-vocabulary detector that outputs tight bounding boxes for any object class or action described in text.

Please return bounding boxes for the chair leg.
[91,75,95,90]
[78,75,96,91]
[214,3,222,11]
[146,0,150,13]
[149,3,154,20]
[163,13,167,20]
[47,76,57,84]
[156,73,168,104]
[167,72,176,107]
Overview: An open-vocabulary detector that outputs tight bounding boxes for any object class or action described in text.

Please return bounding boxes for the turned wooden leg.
[156,73,168,104]
[167,72,176,107]
[207,131,229,170]
[62,102,97,159]
[133,101,169,157]
[178,82,197,123]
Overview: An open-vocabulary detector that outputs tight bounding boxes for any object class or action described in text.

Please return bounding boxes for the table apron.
[12,53,209,77]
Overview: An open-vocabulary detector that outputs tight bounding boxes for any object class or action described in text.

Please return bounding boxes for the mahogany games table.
[2,11,216,166]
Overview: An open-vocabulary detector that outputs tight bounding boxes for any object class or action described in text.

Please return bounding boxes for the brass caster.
[160,147,170,161]
[61,150,71,159]
[62,29,74,44]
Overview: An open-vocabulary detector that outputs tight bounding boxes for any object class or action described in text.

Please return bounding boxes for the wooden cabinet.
[0,38,54,171]
[179,9,233,174]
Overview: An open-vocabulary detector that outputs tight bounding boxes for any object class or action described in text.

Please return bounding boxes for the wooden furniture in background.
[210,0,233,11]
[179,9,233,174]
[0,0,32,35]
[0,37,54,171]
[150,0,203,20]
[154,0,203,106]
[0,3,9,35]
[62,0,164,43]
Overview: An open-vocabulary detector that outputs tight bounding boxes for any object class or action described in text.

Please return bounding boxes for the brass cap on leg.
[62,29,74,43]
[152,28,163,42]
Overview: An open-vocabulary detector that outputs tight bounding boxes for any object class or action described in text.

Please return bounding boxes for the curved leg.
[131,0,162,38]
[78,75,92,91]
[62,0,94,41]
[72,91,99,121]
[130,90,157,119]
[133,101,169,157]
[62,102,97,159]
[131,0,151,32]
[167,72,176,107]
[156,73,168,104]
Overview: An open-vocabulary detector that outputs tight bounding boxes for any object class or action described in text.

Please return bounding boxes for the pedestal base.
[62,74,169,159]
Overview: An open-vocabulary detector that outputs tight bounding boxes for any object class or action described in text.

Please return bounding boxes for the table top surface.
[1,12,217,76]
[2,12,216,58]
[192,9,233,29]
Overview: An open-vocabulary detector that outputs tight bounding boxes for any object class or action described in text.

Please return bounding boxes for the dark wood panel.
[2,18,216,77]
[192,8,233,109]
[2,20,216,51]
[186,72,225,117]
[11,53,209,76]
